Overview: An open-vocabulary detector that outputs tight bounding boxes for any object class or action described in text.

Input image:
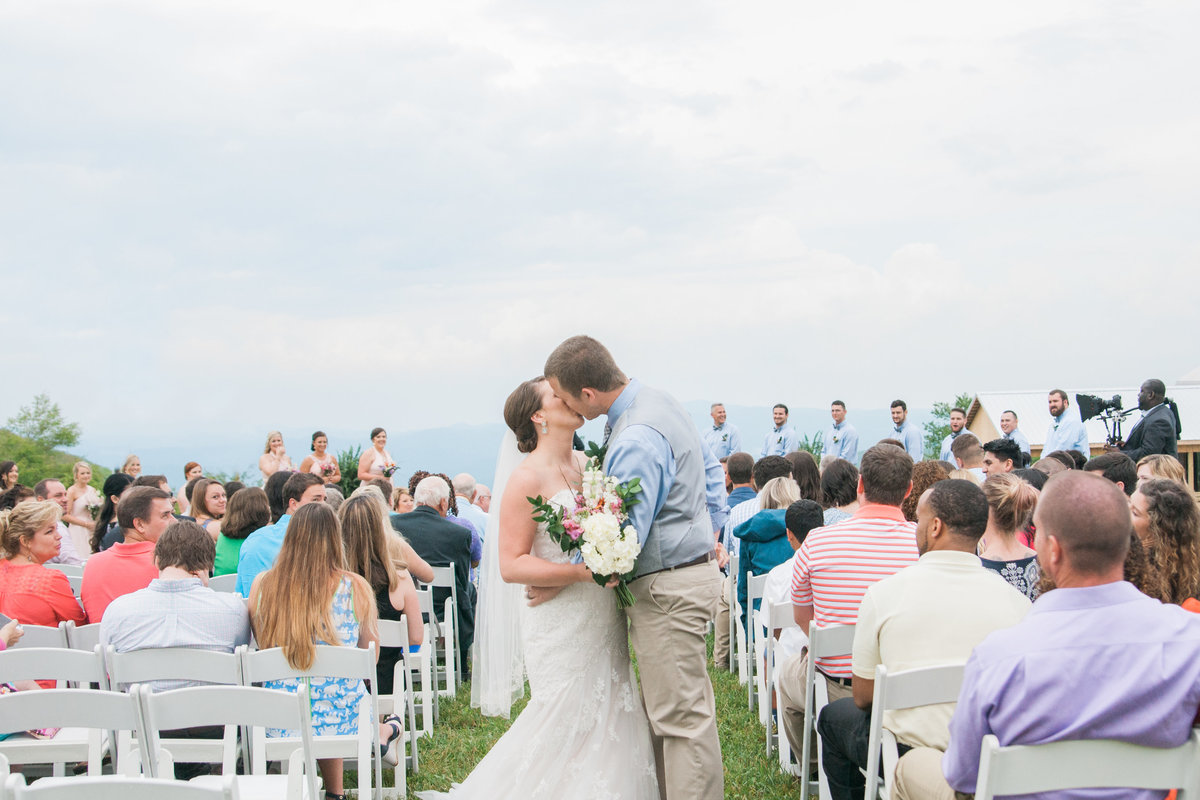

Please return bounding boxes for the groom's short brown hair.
[544,335,627,396]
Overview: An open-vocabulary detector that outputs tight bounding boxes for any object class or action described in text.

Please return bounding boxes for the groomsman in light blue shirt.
[999,409,1031,459]
[890,399,924,461]
[1043,389,1091,457]
[703,403,742,459]
[761,404,798,457]
[825,400,859,463]
[938,407,969,462]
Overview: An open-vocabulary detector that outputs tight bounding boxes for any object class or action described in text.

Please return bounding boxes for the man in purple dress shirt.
[892,470,1200,800]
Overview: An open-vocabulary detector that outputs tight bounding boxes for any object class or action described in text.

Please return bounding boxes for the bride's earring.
[541,420,548,434]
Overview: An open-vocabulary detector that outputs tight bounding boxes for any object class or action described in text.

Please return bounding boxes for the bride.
[418,377,659,799]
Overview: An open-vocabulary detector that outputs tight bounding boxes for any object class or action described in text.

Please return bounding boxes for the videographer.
[1112,379,1180,460]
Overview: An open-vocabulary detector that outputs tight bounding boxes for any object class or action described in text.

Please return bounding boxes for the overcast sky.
[4,0,1199,455]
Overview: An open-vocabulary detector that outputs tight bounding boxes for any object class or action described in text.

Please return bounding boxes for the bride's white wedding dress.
[418,489,660,800]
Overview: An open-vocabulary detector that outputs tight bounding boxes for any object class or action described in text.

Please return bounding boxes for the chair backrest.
[107,646,243,690]
[429,565,458,604]
[207,574,238,593]
[7,774,236,800]
[767,600,799,631]
[800,622,856,800]
[376,619,411,650]
[864,663,966,800]
[0,617,69,649]
[976,729,1200,800]
[0,689,138,738]
[239,643,375,685]
[44,563,83,579]
[65,621,102,652]
[0,646,108,688]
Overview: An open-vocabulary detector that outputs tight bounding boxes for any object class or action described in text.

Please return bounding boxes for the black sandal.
[380,714,403,767]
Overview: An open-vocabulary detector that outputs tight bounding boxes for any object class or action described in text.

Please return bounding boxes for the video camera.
[1076,393,1135,446]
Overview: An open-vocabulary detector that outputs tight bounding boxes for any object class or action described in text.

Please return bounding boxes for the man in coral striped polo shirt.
[776,443,920,756]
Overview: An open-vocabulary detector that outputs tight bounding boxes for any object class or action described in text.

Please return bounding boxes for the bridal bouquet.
[528,456,643,608]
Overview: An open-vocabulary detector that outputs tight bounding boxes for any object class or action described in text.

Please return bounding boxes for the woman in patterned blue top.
[978,473,1041,600]
[247,502,403,800]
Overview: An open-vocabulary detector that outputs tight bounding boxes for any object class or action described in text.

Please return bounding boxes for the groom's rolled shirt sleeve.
[605,424,673,548]
[702,439,730,534]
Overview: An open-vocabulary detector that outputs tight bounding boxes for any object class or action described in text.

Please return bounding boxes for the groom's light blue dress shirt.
[825,422,859,463]
[1043,411,1090,456]
[605,380,729,546]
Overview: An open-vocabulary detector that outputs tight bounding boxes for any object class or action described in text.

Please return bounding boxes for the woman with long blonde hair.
[1136,454,1188,486]
[338,495,423,696]
[258,431,293,483]
[63,461,101,560]
[247,502,402,798]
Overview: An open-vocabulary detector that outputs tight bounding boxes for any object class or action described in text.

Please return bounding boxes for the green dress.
[213,533,245,576]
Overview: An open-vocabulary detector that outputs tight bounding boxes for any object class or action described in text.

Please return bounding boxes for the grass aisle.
[383,637,802,799]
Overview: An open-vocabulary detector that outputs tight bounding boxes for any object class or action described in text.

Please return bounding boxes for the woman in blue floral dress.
[248,502,403,800]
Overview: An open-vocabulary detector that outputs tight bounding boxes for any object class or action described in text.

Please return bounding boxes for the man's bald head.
[1035,471,1131,576]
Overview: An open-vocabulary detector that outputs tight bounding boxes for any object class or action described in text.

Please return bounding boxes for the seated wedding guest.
[786,452,823,503]
[351,486,434,583]
[0,500,86,629]
[176,462,202,515]
[1083,451,1138,496]
[757,500,825,679]
[777,444,920,756]
[392,475,476,676]
[247,503,404,789]
[0,485,34,511]
[821,459,860,527]
[263,470,291,523]
[64,461,100,558]
[0,461,18,492]
[900,461,949,522]
[1136,453,1188,486]
[102,520,251,689]
[949,434,984,484]
[1011,467,1048,491]
[339,495,423,695]
[259,430,293,482]
[727,456,794,559]
[365,478,395,504]
[735,476,801,631]
[190,478,227,539]
[818,480,1030,800]
[357,427,394,483]
[300,430,341,484]
[133,474,169,492]
[452,473,489,541]
[34,479,84,566]
[391,487,414,515]
[223,481,245,500]
[324,485,344,511]
[981,438,1021,476]
[121,454,142,478]
[713,451,756,668]
[81,487,174,622]
[897,471,1200,800]
[979,474,1040,600]
[1043,449,1079,469]
[1130,478,1200,605]
[214,487,270,577]
[408,471,482,573]
[1,617,23,649]
[92,472,135,552]
[235,472,326,596]
[472,484,491,513]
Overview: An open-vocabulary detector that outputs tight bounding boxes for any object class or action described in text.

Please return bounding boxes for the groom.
[544,335,728,800]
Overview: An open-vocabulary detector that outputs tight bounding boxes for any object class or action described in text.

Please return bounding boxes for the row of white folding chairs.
[726,554,750,683]
[2,773,240,800]
[0,683,319,800]
[0,642,396,799]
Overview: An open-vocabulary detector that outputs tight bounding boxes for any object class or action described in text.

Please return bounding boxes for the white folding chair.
[410,590,440,734]
[107,646,246,770]
[140,685,320,800]
[727,552,739,673]
[798,622,855,800]
[427,566,461,693]
[763,600,804,757]
[975,729,1200,800]
[207,575,238,593]
[64,621,102,653]
[0,689,139,778]
[43,564,83,579]
[239,645,382,800]
[5,774,238,800]
[863,663,965,800]
[744,572,769,714]
[0,616,69,650]
[376,618,419,778]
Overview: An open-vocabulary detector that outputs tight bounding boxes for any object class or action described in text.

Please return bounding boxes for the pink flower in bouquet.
[562,519,583,541]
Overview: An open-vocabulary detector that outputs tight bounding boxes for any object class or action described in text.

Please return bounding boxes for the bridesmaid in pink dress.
[300,431,341,484]
[62,462,100,562]
[356,428,394,483]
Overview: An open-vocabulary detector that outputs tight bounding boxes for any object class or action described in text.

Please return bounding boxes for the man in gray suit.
[544,335,728,800]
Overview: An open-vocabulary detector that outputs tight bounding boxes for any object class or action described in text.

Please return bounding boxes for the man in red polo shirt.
[776,443,919,755]
[80,486,174,621]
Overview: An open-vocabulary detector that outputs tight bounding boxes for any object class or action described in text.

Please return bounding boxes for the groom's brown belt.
[640,551,716,579]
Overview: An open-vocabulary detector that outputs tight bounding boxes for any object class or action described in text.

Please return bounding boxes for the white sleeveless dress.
[418,489,659,800]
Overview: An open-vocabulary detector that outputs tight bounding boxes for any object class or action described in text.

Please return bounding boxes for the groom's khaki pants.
[626,561,724,800]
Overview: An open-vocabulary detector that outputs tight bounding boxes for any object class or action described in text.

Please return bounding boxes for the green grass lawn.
[353,636,803,799]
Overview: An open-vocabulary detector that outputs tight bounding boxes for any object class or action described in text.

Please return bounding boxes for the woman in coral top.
[0,500,87,627]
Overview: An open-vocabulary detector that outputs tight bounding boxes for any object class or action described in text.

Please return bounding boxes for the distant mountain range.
[73,403,933,489]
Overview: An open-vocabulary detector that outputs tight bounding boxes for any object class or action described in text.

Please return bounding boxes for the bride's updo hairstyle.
[505,377,546,454]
